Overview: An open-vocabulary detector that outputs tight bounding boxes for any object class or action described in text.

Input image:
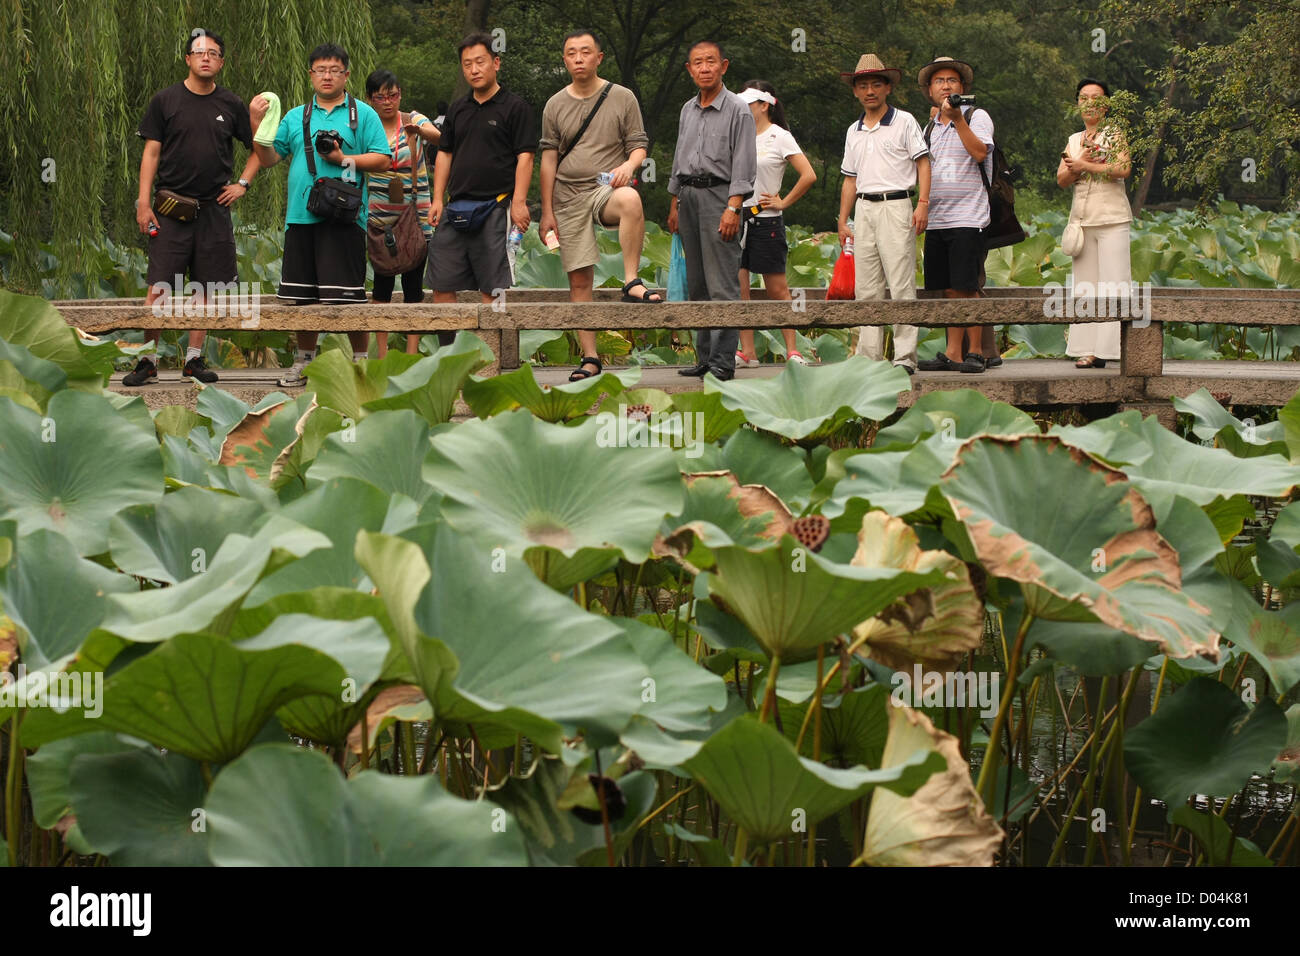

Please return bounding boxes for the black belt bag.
[304,95,363,225]
[444,194,507,232]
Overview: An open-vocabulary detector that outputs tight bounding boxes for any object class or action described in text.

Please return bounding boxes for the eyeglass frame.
[310,66,348,77]
[370,89,401,102]
[188,49,224,60]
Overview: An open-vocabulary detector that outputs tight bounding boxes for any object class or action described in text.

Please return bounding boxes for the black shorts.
[740,213,787,274]
[923,227,984,292]
[146,202,236,291]
[426,203,512,295]
[277,221,367,304]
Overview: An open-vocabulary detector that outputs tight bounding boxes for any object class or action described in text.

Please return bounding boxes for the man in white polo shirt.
[914,57,995,374]
[836,54,930,375]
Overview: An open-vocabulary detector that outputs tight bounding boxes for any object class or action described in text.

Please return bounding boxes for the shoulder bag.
[368,113,428,275]
[304,94,365,225]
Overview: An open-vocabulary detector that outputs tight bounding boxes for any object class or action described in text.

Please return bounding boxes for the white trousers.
[851,196,918,367]
[1065,221,1130,361]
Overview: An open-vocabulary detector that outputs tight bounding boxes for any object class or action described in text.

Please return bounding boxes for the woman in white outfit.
[733,80,817,367]
[1057,78,1132,368]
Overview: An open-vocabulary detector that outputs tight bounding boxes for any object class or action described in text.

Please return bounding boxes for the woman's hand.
[758,192,785,212]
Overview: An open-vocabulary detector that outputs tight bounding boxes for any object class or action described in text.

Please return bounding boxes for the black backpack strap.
[558,81,613,167]
[303,99,317,178]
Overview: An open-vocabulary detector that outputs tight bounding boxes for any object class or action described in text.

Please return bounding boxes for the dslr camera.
[314,129,343,155]
[947,93,976,108]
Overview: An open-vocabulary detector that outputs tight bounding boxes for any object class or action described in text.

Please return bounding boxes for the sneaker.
[787,350,810,366]
[735,350,759,368]
[121,357,158,387]
[277,364,308,388]
[182,356,219,383]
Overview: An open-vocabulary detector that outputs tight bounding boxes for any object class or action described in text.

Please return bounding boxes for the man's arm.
[337,151,392,173]
[538,148,558,240]
[512,151,535,232]
[612,146,646,188]
[838,175,856,246]
[217,151,262,206]
[429,150,451,227]
[912,156,930,234]
[944,103,988,164]
[136,140,161,233]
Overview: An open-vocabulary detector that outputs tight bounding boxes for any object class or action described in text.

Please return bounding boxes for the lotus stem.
[1080,675,1112,865]
[732,827,748,866]
[1126,658,1169,857]
[807,644,825,867]
[757,656,782,724]
[1087,668,1141,865]
[638,784,695,832]
[975,610,1035,807]
[1266,812,1297,861]
[4,713,22,868]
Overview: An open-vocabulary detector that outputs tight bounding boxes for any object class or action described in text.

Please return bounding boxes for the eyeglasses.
[189,50,223,59]
[311,67,347,77]
[371,91,400,102]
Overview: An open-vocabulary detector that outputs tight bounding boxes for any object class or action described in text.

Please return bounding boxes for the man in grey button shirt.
[667,40,757,380]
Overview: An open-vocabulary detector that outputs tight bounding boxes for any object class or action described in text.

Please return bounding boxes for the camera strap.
[303,92,358,179]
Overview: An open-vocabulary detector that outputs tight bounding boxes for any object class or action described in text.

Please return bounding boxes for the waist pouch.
[307,177,364,225]
[445,194,506,232]
[154,189,200,222]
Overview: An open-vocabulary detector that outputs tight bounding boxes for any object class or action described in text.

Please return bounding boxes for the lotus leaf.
[861,704,1003,866]
[206,744,527,865]
[704,355,906,442]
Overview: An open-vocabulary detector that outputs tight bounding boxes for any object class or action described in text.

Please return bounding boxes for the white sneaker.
[787,350,810,366]
[277,363,308,388]
[735,350,760,368]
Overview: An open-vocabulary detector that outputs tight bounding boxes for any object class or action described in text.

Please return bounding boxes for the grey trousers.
[677,183,741,371]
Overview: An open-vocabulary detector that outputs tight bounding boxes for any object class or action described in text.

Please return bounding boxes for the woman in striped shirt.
[365,69,439,355]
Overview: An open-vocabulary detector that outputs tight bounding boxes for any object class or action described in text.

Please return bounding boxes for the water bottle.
[843,235,854,257]
[507,225,523,275]
[597,171,614,186]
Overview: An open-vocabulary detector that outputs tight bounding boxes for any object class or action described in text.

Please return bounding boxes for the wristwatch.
[237,178,250,188]
[726,204,741,215]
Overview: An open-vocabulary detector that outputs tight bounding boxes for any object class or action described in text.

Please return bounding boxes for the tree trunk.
[1131,75,1177,217]
[453,0,491,100]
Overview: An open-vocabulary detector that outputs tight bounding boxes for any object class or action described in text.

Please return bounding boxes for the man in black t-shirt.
[426,32,536,339]
[123,28,260,387]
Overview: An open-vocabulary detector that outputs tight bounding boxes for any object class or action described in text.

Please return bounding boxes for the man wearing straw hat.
[914,56,995,374]
[836,53,930,375]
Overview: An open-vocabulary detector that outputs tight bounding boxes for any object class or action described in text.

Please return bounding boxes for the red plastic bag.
[826,243,855,300]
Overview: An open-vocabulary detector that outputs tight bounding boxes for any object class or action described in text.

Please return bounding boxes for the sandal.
[735,350,759,368]
[1075,356,1107,368]
[569,356,602,381]
[621,277,663,303]
[787,350,810,365]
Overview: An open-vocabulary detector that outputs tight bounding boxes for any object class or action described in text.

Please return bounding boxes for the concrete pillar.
[1120,320,1163,377]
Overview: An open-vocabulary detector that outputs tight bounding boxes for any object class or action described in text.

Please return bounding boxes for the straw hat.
[840,53,902,86]
[917,56,974,92]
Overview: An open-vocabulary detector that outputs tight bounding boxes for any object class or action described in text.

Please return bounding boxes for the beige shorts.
[554,183,615,274]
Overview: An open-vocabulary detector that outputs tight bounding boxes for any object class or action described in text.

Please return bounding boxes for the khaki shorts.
[554,183,615,274]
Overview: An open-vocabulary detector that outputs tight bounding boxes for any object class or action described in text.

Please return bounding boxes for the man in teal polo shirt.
[251,42,392,387]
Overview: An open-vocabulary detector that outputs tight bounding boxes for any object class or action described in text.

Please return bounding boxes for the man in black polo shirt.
[427,32,536,342]
[124,27,259,386]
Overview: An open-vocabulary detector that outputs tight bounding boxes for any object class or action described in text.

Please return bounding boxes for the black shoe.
[678,363,710,377]
[984,354,1003,368]
[183,356,219,383]
[917,353,961,372]
[708,366,735,381]
[894,363,916,376]
[959,353,987,374]
[122,357,158,386]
